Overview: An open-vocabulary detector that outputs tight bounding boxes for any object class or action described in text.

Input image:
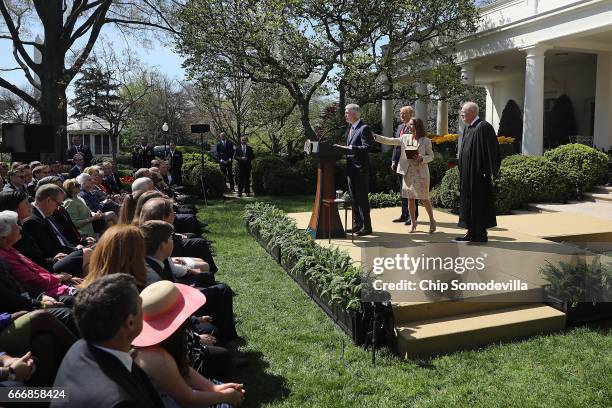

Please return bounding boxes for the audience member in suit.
[20,185,92,277]
[100,161,124,194]
[337,103,373,236]
[166,142,183,186]
[132,137,156,171]
[233,136,255,197]
[391,106,418,225]
[50,161,66,182]
[133,281,245,406]
[2,167,28,195]
[216,133,235,191]
[52,274,165,408]
[68,153,85,179]
[66,135,93,167]
[27,164,50,198]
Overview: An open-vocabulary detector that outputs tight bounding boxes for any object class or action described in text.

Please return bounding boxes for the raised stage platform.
[288,207,612,358]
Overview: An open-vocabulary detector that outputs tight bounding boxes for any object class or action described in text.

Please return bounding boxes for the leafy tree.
[72,42,153,158]
[0,0,182,160]
[177,0,479,140]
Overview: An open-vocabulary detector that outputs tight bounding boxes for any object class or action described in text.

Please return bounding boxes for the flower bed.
[244,202,393,346]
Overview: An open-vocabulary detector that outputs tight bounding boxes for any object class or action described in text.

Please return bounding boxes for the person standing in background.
[233,136,254,197]
[216,133,235,192]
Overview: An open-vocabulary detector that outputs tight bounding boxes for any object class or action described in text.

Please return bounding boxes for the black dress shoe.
[454,234,472,242]
[393,217,407,223]
[356,228,372,236]
[346,226,362,234]
[468,235,488,243]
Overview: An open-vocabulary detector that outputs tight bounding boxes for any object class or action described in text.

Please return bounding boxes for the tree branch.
[0,77,39,110]
[0,3,40,75]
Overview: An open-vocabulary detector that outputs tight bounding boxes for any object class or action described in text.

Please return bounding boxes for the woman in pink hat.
[133,280,246,407]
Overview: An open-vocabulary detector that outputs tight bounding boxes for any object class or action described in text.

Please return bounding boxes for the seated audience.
[68,153,85,179]
[63,178,105,236]
[0,350,33,387]
[101,161,124,194]
[51,274,165,408]
[28,164,50,197]
[18,185,92,277]
[76,173,118,224]
[81,224,148,290]
[0,310,75,386]
[0,210,81,298]
[134,168,151,179]
[133,281,245,407]
[3,166,28,195]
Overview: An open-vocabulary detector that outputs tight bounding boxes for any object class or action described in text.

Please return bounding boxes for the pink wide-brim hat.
[132,281,206,347]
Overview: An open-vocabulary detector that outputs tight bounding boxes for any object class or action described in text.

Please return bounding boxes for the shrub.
[182,153,226,198]
[369,191,402,208]
[368,151,397,193]
[431,167,460,210]
[429,153,449,188]
[244,202,362,311]
[497,99,523,140]
[262,166,307,196]
[494,155,570,213]
[544,144,609,192]
[250,154,286,195]
[541,258,612,306]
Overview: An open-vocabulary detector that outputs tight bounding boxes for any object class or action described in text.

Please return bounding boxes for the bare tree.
[0,0,183,160]
[0,86,37,123]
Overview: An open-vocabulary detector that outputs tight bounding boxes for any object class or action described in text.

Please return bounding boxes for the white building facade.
[383,0,612,155]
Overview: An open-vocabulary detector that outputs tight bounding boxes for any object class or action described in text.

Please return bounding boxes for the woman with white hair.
[76,173,117,226]
[0,210,81,298]
[62,178,104,237]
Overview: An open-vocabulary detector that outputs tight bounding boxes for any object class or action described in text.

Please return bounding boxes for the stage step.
[393,300,534,324]
[395,304,565,359]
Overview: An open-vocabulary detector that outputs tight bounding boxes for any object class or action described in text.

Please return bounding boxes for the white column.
[594,52,612,151]
[415,83,429,122]
[458,63,477,154]
[436,89,448,136]
[485,85,495,127]
[381,77,394,152]
[522,45,547,156]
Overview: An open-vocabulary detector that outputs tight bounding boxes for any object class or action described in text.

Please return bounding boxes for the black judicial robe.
[458,118,501,232]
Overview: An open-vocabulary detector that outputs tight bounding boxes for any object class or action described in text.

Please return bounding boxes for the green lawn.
[198,195,612,408]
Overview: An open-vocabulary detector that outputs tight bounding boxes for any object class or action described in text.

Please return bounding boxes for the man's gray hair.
[76,173,90,186]
[345,103,361,114]
[0,210,18,237]
[134,168,150,179]
[462,101,479,116]
[35,184,64,203]
[132,177,153,194]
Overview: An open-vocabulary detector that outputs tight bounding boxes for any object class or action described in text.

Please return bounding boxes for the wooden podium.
[304,140,347,239]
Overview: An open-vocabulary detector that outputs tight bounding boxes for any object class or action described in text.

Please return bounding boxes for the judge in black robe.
[456,103,501,242]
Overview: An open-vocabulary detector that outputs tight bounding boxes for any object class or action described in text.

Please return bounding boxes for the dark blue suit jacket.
[346,119,373,173]
[391,123,409,166]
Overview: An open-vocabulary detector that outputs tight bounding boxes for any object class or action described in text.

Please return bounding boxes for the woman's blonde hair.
[82,225,147,288]
[62,179,80,198]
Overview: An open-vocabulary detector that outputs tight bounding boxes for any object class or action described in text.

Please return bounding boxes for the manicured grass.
[198,195,612,408]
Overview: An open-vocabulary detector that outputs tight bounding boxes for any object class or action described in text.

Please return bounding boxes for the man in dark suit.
[337,104,373,236]
[20,184,91,277]
[233,136,254,197]
[216,133,235,191]
[391,106,418,225]
[52,274,164,408]
[132,137,155,170]
[68,153,85,179]
[166,141,183,186]
[66,135,93,167]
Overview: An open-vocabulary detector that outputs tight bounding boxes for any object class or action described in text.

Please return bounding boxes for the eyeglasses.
[50,198,63,207]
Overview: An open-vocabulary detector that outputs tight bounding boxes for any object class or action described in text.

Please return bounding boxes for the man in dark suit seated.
[233,136,255,197]
[28,164,50,198]
[51,274,164,408]
[20,184,92,277]
[68,153,85,179]
[66,135,93,168]
[216,133,235,192]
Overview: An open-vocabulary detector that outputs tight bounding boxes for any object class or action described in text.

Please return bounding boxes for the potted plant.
[541,257,612,325]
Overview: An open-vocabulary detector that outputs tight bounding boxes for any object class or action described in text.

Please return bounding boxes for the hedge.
[181,153,226,198]
[543,143,609,192]
[430,144,607,214]
[244,202,362,311]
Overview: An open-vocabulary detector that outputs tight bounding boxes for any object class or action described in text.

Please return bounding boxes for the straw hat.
[132,281,206,347]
